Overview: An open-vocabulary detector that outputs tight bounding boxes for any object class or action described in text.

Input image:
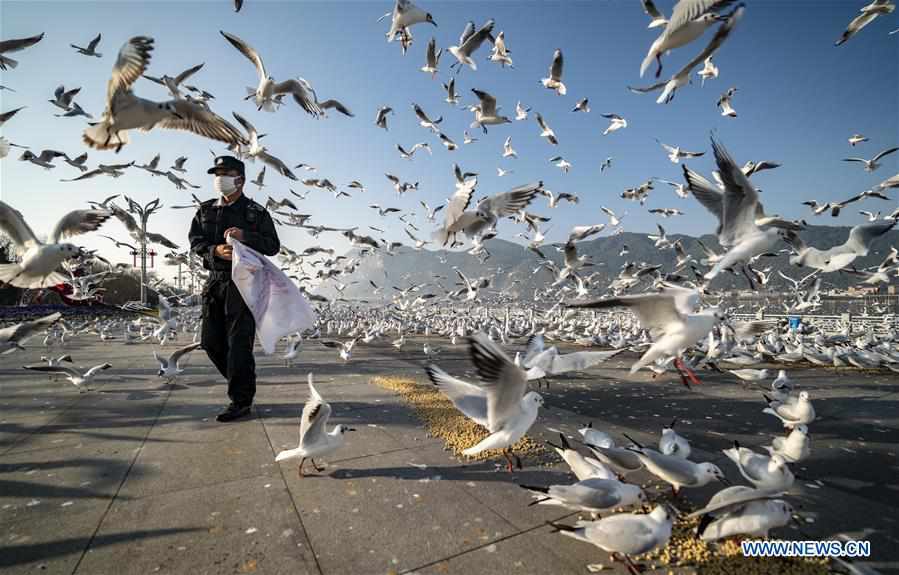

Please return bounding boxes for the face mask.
[214,175,239,195]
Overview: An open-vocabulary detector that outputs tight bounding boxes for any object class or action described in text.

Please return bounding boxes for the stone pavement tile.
[143,391,232,438]
[118,421,279,499]
[407,527,591,575]
[0,440,139,527]
[0,498,110,575]
[3,390,167,455]
[283,448,518,575]
[74,475,317,575]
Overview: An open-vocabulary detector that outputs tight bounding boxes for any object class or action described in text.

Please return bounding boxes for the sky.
[1,0,898,285]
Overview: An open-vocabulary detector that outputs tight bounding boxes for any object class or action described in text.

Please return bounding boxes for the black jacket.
[188,193,280,273]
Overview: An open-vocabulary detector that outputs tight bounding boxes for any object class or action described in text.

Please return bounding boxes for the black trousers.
[201,276,256,407]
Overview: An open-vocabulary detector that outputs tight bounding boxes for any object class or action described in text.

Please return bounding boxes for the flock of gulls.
[1,0,898,572]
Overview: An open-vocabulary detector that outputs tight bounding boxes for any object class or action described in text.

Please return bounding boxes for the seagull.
[0,106,26,128]
[425,334,543,472]
[540,49,566,95]
[783,221,896,272]
[436,181,543,245]
[601,113,627,135]
[154,342,202,382]
[688,487,794,542]
[763,391,816,428]
[496,167,513,177]
[396,142,431,160]
[723,441,794,492]
[567,285,723,386]
[220,31,321,116]
[549,506,674,575]
[63,153,89,172]
[54,101,92,119]
[0,312,61,354]
[630,5,744,103]
[520,477,645,516]
[462,131,477,144]
[489,30,513,67]
[381,0,436,44]
[624,434,729,496]
[251,166,266,188]
[275,374,356,477]
[442,77,459,105]
[502,136,517,158]
[0,32,44,70]
[320,338,357,361]
[549,156,572,173]
[600,206,623,226]
[535,113,558,145]
[375,106,393,130]
[697,55,719,85]
[717,86,738,116]
[23,362,112,392]
[169,156,188,173]
[143,62,205,98]
[84,36,247,152]
[60,162,133,182]
[600,157,613,172]
[448,19,495,71]
[842,146,899,172]
[657,139,704,163]
[848,133,868,146]
[640,0,732,78]
[469,89,510,133]
[835,0,896,46]
[19,149,67,169]
[421,36,441,77]
[438,132,457,150]
[48,85,81,111]
[515,101,530,121]
[0,201,111,288]
[412,103,442,133]
[71,33,102,57]
[659,418,691,458]
[419,201,444,222]
[572,98,590,113]
[764,424,810,463]
[684,135,801,281]
[545,432,615,480]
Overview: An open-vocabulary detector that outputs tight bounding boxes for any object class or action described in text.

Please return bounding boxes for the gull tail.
[0,56,18,70]
[557,82,567,96]
[639,46,658,78]
[461,431,507,456]
[275,447,303,462]
[83,121,127,151]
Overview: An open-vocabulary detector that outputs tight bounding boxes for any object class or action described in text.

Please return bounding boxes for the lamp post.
[124,196,162,305]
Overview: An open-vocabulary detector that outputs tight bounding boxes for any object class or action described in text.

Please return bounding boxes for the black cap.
[207,155,245,176]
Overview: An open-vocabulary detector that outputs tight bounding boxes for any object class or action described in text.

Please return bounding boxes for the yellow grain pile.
[371,376,545,463]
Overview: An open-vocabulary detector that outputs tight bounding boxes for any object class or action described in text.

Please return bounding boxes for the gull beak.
[346,427,357,432]
[718,475,731,486]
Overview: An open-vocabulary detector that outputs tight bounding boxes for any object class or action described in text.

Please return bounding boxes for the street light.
[123,196,162,305]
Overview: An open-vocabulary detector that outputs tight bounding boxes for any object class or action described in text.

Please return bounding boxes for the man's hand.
[214,244,233,260]
[224,227,244,242]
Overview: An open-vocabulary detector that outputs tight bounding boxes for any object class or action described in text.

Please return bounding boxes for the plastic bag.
[227,237,316,354]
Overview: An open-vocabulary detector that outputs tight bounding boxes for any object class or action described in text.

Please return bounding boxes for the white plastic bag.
[227,237,316,354]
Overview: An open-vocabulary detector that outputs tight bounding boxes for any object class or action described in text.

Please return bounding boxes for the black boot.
[216,402,252,422]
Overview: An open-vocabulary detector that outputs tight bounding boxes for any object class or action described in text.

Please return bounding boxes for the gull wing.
[467,333,529,432]
[0,200,40,248]
[169,342,202,365]
[219,31,266,82]
[711,136,762,247]
[49,209,111,244]
[567,292,685,338]
[106,36,154,105]
[481,182,543,218]
[846,221,896,255]
[157,99,248,146]
[425,364,489,428]
[299,373,331,447]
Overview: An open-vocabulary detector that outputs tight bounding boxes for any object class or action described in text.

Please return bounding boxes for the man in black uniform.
[189,156,280,422]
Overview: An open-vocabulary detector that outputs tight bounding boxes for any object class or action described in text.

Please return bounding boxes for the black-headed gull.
[275,373,356,477]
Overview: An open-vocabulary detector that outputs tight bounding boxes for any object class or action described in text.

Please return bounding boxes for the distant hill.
[317,224,899,301]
